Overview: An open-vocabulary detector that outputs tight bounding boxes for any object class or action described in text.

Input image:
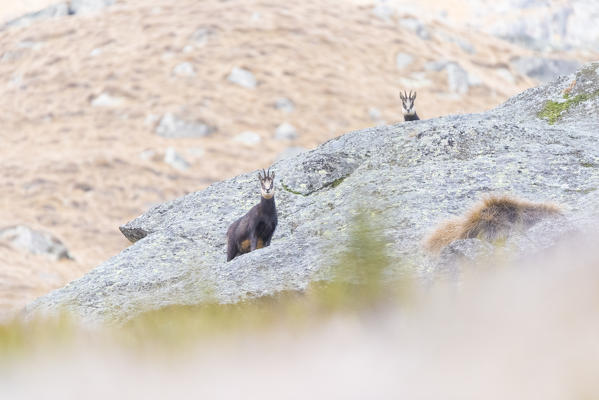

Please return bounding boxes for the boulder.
[424,60,450,72]
[398,17,430,40]
[90,93,124,107]
[512,56,580,83]
[69,0,115,15]
[483,4,597,52]
[155,113,216,138]
[190,28,214,46]
[423,61,477,93]
[274,123,298,140]
[437,32,476,54]
[1,0,114,30]
[26,63,599,324]
[368,107,385,125]
[227,67,257,89]
[233,131,262,146]
[164,147,190,171]
[173,62,196,77]
[395,53,413,70]
[274,98,295,113]
[371,1,395,21]
[0,226,72,261]
[446,62,471,94]
[2,4,69,29]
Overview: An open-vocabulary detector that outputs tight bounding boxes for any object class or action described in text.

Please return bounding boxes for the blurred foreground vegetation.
[0,209,414,358]
[2,210,599,399]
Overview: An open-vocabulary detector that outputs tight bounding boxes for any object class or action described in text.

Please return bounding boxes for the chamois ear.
[411,91,417,101]
[271,171,275,180]
[399,91,405,101]
[258,170,263,181]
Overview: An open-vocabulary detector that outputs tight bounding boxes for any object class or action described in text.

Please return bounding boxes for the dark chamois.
[400,90,419,121]
[226,168,278,262]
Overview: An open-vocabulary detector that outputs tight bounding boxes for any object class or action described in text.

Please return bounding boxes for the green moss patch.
[281,182,306,196]
[565,187,597,195]
[330,177,346,188]
[538,90,599,124]
[281,176,346,196]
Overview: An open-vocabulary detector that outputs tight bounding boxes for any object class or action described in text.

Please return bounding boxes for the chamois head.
[258,168,275,199]
[400,90,417,116]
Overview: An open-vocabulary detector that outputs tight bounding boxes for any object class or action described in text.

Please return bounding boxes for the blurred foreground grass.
[2,211,599,398]
[0,209,414,357]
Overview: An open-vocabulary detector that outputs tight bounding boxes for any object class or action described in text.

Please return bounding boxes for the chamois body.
[400,90,420,121]
[423,195,562,254]
[226,169,278,262]
[403,112,420,122]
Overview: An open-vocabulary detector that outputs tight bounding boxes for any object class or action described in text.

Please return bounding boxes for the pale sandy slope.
[0,0,592,319]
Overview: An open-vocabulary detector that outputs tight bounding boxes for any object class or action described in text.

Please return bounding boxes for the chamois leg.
[227,238,238,262]
[250,232,258,251]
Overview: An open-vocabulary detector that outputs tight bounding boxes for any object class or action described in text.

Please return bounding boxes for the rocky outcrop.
[155,113,216,138]
[481,0,599,52]
[69,0,115,15]
[0,226,72,261]
[227,67,257,89]
[26,63,599,324]
[2,1,114,29]
[2,4,69,29]
[512,57,580,83]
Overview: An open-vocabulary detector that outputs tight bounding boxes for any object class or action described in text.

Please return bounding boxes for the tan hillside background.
[0,0,594,319]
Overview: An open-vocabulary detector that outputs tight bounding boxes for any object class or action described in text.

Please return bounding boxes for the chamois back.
[423,195,562,254]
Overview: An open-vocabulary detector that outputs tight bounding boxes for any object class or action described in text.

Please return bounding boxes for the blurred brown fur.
[423,195,562,254]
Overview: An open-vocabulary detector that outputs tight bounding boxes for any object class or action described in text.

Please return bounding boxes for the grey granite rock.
[190,28,214,46]
[1,0,114,30]
[395,53,414,70]
[483,2,599,52]
[424,60,450,72]
[233,131,262,146]
[0,226,72,261]
[399,17,430,40]
[2,4,69,29]
[437,31,476,54]
[164,147,190,171]
[69,0,115,15]
[27,63,599,324]
[173,62,196,77]
[446,62,471,94]
[91,93,124,107]
[372,0,395,21]
[423,61,477,93]
[155,113,216,138]
[274,98,295,113]
[227,67,257,89]
[274,123,298,140]
[512,56,580,83]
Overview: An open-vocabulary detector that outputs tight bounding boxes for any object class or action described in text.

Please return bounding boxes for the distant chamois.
[400,90,419,121]
[423,195,562,254]
[226,168,278,262]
